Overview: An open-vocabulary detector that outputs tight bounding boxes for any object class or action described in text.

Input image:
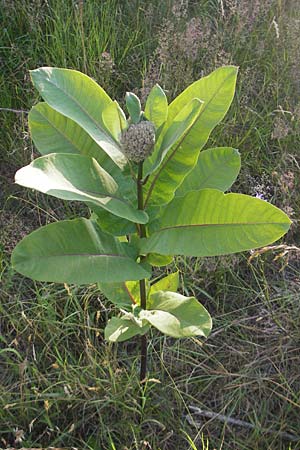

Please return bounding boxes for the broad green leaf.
[30,67,127,168]
[144,84,168,130]
[11,218,150,284]
[105,316,149,342]
[150,272,179,295]
[176,147,241,196]
[15,154,148,224]
[140,291,212,338]
[145,253,173,267]
[125,92,141,124]
[144,98,204,177]
[102,101,127,141]
[141,189,291,257]
[144,66,238,206]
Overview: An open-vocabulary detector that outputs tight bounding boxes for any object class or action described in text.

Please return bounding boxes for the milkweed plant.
[12,66,291,381]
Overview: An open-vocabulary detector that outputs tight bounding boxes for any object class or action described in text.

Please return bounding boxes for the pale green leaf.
[140,291,212,338]
[144,66,238,206]
[11,218,150,284]
[30,67,127,168]
[141,189,291,257]
[15,154,148,224]
[144,84,168,130]
[105,316,149,342]
[176,147,241,196]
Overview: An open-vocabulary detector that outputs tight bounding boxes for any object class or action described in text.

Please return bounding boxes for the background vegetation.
[1,0,299,448]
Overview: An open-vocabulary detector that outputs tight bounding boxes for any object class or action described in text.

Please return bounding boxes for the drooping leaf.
[144,84,168,130]
[144,98,204,177]
[30,67,126,168]
[15,154,148,224]
[125,92,141,124]
[176,147,241,196]
[140,291,212,338]
[11,218,150,284]
[144,66,238,206]
[141,189,291,257]
[149,272,179,295]
[105,315,150,342]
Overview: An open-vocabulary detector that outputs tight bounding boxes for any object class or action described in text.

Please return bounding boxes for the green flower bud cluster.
[121,121,156,163]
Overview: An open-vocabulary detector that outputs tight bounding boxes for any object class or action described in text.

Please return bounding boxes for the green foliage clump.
[11,66,290,380]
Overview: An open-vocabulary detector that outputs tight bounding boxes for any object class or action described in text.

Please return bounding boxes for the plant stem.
[137,162,147,382]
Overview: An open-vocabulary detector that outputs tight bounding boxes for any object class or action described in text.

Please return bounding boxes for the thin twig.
[0,107,28,114]
[187,405,300,442]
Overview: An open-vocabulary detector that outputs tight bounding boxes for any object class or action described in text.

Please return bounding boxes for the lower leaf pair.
[105,290,212,342]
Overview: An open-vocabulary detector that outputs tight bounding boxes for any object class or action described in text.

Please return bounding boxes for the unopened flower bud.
[121,121,156,163]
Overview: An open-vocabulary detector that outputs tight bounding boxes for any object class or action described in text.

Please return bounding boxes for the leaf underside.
[15,153,148,224]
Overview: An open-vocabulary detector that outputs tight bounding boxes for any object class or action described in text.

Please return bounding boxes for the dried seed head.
[121,121,156,163]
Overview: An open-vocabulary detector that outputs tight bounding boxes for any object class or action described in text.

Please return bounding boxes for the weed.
[1,0,299,449]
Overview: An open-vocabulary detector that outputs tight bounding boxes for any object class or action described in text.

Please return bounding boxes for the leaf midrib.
[23,252,130,259]
[155,221,288,232]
